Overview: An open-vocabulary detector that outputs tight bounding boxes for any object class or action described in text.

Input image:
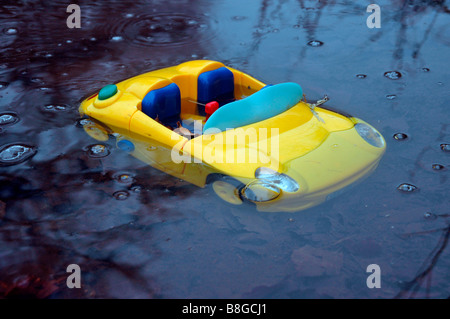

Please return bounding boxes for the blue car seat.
[197,67,235,115]
[203,82,303,133]
[141,83,181,129]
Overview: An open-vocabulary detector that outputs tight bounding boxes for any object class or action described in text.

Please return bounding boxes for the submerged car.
[79,60,386,212]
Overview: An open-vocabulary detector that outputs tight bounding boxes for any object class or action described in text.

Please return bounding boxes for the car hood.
[182,103,355,179]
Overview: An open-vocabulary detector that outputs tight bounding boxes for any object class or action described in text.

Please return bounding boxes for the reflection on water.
[0,0,449,298]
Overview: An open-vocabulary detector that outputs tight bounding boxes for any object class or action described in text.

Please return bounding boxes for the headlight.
[242,180,281,202]
[355,123,385,148]
[254,167,299,192]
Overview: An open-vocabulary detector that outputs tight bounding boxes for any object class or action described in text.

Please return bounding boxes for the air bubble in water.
[130,185,143,193]
[431,164,445,171]
[111,36,124,42]
[115,173,134,184]
[440,144,450,152]
[397,183,418,193]
[386,94,397,100]
[113,191,129,200]
[384,71,402,80]
[87,144,110,158]
[76,118,91,128]
[307,40,324,47]
[424,212,437,220]
[0,113,19,126]
[393,133,408,140]
[42,104,69,112]
[4,28,18,35]
[0,82,9,90]
[356,74,367,79]
[0,144,37,166]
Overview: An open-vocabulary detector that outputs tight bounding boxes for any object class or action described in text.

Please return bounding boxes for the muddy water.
[0,0,449,298]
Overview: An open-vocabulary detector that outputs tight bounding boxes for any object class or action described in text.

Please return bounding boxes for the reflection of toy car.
[79,60,386,212]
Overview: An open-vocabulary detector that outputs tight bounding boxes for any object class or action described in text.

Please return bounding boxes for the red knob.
[205,101,219,120]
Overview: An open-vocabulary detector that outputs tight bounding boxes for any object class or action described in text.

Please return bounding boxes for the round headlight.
[355,123,385,148]
[255,167,299,192]
[242,180,281,202]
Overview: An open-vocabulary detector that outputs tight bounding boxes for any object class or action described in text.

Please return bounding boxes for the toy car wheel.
[206,174,245,205]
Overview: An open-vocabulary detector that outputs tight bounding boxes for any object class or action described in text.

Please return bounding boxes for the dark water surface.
[0,0,449,298]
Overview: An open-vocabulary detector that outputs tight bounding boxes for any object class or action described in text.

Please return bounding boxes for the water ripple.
[0,143,37,166]
[0,112,20,126]
[108,13,215,47]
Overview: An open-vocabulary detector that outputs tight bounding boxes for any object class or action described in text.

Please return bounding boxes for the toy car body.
[79,60,386,212]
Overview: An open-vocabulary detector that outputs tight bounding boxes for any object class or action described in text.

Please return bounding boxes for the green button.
[98,84,118,100]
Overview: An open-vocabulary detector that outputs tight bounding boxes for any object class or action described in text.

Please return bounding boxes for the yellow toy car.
[79,60,386,212]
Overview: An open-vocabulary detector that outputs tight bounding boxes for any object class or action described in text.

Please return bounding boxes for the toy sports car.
[79,60,386,212]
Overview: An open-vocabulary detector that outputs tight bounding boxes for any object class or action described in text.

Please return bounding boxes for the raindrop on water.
[130,185,143,193]
[397,183,418,193]
[76,118,91,128]
[307,40,324,47]
[113,191,129,200]
[431,164,445,171]
[0,82,9,90]
[0,113,19,126]
[116,173,134,184]
[386,94,397,100]
[384,71,402,80]
[31,77,44,85]
[4,28,18,35]
[393,133,408,140]
[0,144,37,166]
[440,144,450,152]
[87,144,110,158]
[118,14,210,47]
[424,212,437,220]
[111,36,124,42]
[42,104,70,112]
